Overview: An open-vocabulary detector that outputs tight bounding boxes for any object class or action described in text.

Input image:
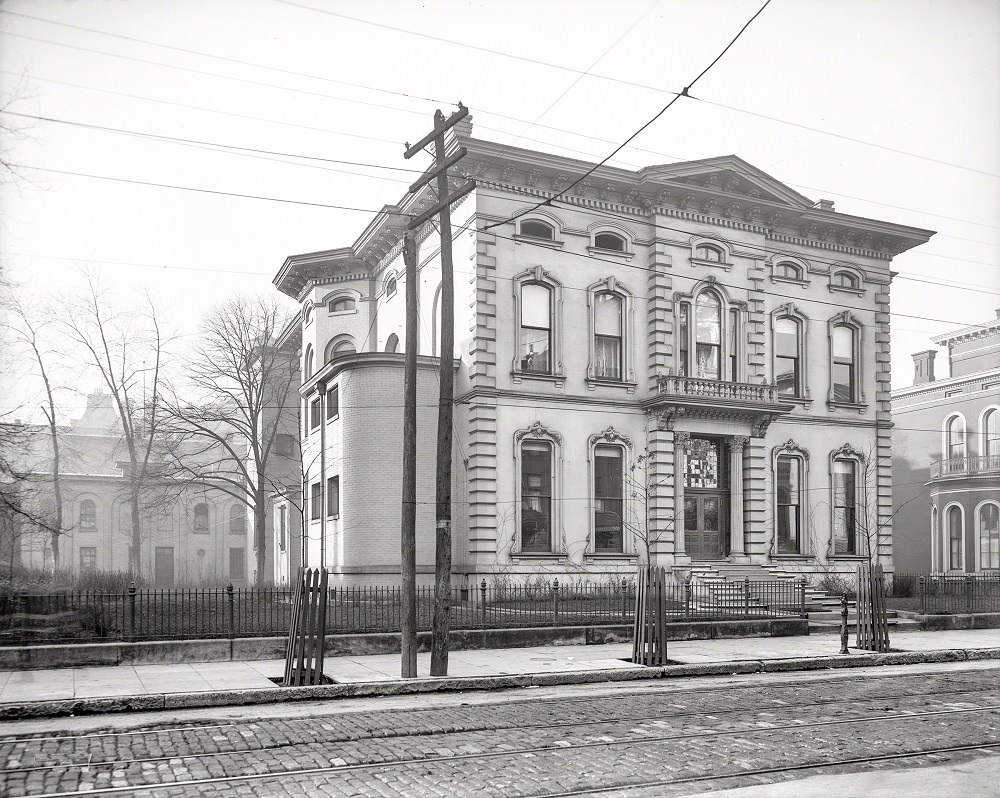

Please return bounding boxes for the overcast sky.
[1,0,998,420]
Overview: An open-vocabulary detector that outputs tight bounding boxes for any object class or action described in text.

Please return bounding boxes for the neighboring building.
[10,392,250,586]
[274,117,934,587]
[892,311,1000,573]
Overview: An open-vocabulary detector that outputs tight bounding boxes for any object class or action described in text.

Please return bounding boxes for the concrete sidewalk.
[1,629,998,719]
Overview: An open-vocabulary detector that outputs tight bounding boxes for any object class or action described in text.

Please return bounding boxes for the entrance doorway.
[154,547,175,587]
[683,437,729,561]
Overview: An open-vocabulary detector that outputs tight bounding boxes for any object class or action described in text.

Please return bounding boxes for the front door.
[154,547,174,588]
[685,495,727,560]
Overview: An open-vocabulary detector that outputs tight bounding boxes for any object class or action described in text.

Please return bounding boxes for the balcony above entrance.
[647,374,794,437]
[930,454,1000,480]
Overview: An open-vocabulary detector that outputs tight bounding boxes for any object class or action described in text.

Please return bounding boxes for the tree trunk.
[254,490,267,585]
[130,492,142,577]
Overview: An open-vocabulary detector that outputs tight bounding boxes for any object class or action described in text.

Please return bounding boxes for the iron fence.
[0,576,805,646]
[912,573,1000,614]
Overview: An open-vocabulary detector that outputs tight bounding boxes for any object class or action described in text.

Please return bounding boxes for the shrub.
[890,573,916,597]
[816,571,856,599]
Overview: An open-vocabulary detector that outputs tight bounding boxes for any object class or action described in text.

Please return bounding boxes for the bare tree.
[64,279,169,575]
[620,448,676,564]
[162,295,298,584]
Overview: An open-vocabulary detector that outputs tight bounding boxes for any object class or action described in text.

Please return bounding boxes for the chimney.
[813,198,835,211]
[912,350,936,385]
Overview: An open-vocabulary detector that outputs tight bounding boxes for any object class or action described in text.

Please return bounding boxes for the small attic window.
[594,232,625,252]
[695,244,724,263]
[385,277,397,298]
[775,262,803,280]
[329,297,356,313]
[833,271,859,289]
[520,220,554,240]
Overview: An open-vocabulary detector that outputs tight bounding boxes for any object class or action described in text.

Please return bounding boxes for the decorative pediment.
[589,426,633,448]
[773,439,809,460]
[832,443,866,461]
[515,421,561,444]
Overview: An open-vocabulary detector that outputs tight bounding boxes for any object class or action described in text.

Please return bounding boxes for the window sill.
[587,245,634,261]
[770,276,809,289]
[513,234,563,249]
[511,370,565,388]
[828,285,865,297]
[325,414,340,424]
[771,554,814,561]
[585,553,638,563]
[828,554,868,561]
[690,257,733,272]
[827,400,868,414]
[328,309,358,317]
[586,377,636,394]
[777,394,813,408]
[510,552,567,563]
[327,514,340,521]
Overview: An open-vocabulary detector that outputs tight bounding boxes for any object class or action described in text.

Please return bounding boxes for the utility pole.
[404,103,474,677]
[400,233,418,679]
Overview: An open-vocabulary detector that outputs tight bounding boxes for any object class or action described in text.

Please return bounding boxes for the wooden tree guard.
[283,568,329,686]
[632,566,669,666]
[856,564,890,653]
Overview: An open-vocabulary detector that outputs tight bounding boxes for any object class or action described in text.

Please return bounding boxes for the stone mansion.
[273,117,934,587]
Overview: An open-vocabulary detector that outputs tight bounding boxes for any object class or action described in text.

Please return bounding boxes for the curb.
[2,648,999,721]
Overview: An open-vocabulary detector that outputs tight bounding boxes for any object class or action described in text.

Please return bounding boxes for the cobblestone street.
[2,663,999,797]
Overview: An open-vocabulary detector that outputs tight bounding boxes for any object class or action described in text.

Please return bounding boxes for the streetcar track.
[539,742,1000,797]
[3,685,997,776]
[6,704,1000,797]
[1,667,994,746]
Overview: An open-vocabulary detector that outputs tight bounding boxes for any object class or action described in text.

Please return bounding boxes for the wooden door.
[684,495,727,560]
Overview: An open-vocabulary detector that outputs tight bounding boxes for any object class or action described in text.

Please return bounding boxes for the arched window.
[79,500,97,532]
[303,346,314,380]
[932,505,940,571]
[520,440,553,552]
[328,297,356,313]
[594,232,625,252]
[594,444,624,552]
[947,504,964,570]
[303,304,313,324]
[325,337,357,363]
[775,261,803,280]
[694,292,722,379]
[831,325,857,402]
[978,503,999,570]
[385,333,400,353]
[194,503,209,532]
[520,219,554,240]
[982,408,999,459]
[833,271,859,289]
[229,504,245,535]
[775,454,803,554]
[593,292,622,380]
[519,282,552,374]
[945,415,966,461]
[694,244,724,263]
[384,277,397,298]
[774,317,801,396]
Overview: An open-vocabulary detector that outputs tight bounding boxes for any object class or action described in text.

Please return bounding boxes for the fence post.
[128,582,137,642]
[966,574,974,613]
[798,577,807,619]
[552,578,560,626]
[840,593,849,654]
[743,576,750,617]
[480,578,487,629]
[227,583,235,640]
[684,576,692,620]
[919,576,926,615]
[621,577,628,624]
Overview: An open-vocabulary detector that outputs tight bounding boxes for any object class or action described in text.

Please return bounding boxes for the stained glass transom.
[684,438,720,489]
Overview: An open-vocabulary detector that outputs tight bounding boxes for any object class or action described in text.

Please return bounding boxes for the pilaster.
[646,238,674,378]
[743,437,768,561]
[745,257,767,381]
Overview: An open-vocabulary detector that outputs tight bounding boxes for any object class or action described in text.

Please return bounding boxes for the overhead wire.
[484,0,775,230]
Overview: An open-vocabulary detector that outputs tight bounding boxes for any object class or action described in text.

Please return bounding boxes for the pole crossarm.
[403,103,468,159]
[408,147,467,193]
[406,180,476,230]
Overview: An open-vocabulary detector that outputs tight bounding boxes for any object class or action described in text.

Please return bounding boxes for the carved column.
[674,432,690,557]
[728,436,749,560]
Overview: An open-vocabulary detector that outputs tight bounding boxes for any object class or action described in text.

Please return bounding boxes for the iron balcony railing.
[0,577,806,646]
[656,374,781,404]
[929,454,1000,479]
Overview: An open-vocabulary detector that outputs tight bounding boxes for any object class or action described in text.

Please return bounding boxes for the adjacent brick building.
[274,117,934,587]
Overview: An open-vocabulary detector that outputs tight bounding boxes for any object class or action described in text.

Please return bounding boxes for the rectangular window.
[327,476,340,518]
[310,482,322,521]
[326,385,339,420]
[79,547,97,572]
[594,446,624,552]
[229,547,246,581]
[678,303,689,377]
[303,400,309,438]
[521,441,552,551]
[832,326,855,402]
[519,283,551,373]
[310,397,321,429]
[776,456,800,554]
[774,317,800,396]
[832,460,857,554]
[594,293,622,380]
[278,506,287,551]
[275,433,293,457]
[79,501,97,532]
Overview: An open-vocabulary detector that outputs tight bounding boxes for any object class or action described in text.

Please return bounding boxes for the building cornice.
[931,316,1000,346]
[891,367,1000,402]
